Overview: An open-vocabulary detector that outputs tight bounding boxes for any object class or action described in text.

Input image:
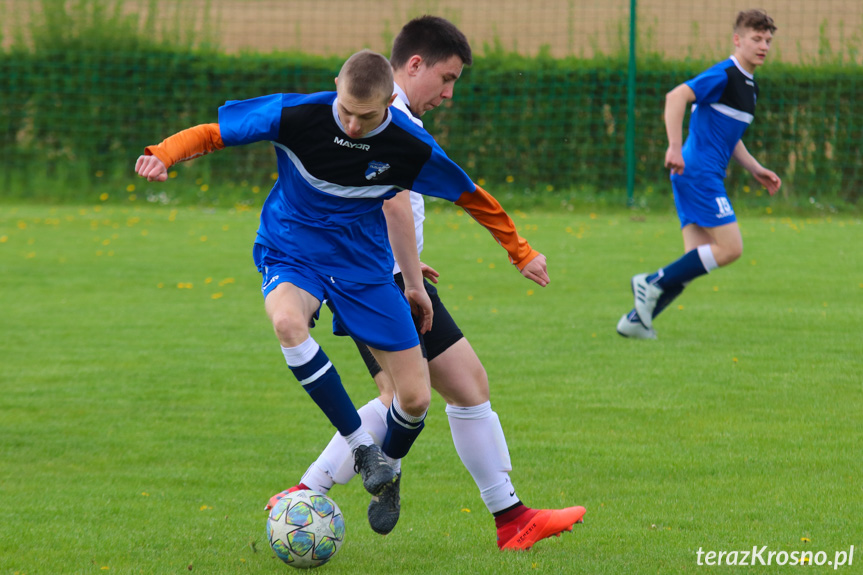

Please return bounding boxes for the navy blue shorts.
[254,244,419,352]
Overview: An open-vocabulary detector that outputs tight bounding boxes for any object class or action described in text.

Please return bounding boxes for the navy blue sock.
[653,284,685,318]
[382,400,426,460]
[289,348,360,437]
[647,249,708,290]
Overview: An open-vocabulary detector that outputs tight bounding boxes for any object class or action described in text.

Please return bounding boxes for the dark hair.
[338,50,394,101]
[735,9,777,33]
[391,15,473,69]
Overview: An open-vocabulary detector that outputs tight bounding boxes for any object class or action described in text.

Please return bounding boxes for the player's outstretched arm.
[454,184,549,287]
[664,84,696,175]
[383,192,433,333]
[135,123,225,181]
[732,140,782,196]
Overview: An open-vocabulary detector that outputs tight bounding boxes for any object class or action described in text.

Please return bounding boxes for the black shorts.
[354,272,464,378]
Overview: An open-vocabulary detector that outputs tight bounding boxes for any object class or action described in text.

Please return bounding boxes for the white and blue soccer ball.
[266,490,346,569]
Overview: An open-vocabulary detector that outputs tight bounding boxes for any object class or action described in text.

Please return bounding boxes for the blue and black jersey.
[217,92,474,283]
[680,55,758,180]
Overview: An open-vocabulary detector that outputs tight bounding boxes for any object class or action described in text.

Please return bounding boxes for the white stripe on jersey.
[708,103,754,124]
[272,141,402,199]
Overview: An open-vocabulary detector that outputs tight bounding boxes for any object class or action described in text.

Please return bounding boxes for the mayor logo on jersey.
[334,136,370,151]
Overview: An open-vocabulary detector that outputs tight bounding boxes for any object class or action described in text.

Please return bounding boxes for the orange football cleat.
[264,483,307,511]
[497,506,586,551]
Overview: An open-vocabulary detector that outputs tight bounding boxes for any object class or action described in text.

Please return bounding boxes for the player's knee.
[269,311,309,345]
[398,388,431,417]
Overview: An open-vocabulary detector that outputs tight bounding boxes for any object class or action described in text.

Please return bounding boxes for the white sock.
[697,244,719,272]
[301,398,391,491]
[446,401,519,514]
[280,337,320,366]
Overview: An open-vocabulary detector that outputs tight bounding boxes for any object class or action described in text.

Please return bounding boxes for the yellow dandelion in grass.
[141,230,149,236]
[252,186,260,194]
[128,194,137,202]
[94,205,102,212]
[26,252,36,259]
[205,277,213,284]
[766,206,773,214]
[733,357,738,363]
[177,282,193,289]
[271,172,278,181]
[491,308,498,314]
[505,175,514,183]
[589,213,597,219]
[477,178,486,186]
[195,178,204,185]
[200,184,209,192]
[200,505,212,511]
[219,278,235,286]
[222,225,230,231]
[169,170,178,179]
[713,286,719,292]
[126,184,135,192]
[461,508,471,513]
[157,282,164,288]
[467,295,474,301]
[476,257,483,263]
[102,239,111,246]
[801,537,810,543]
[750,260,757,266]
[99,192,109,201]
[95,170,104,178]
[101,567,110,571]
[212,293,224,299]
[17,221,27,229]
[200,236,207,242]
[0,235,7,243]
[488,263,495,269]
[526,289,534,296]
[677,305,684,310]
[546,184,554,192]
[743,185,750,193]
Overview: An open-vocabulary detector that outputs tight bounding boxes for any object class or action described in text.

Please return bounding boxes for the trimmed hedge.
[2,46,861,205]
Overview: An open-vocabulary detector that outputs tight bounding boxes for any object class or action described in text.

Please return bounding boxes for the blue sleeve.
[410,143,474,202]
[685,63,728,105]
[218,93,284,147]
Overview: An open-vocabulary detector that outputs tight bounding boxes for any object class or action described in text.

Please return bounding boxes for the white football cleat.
[616,313,657,339]
[631,273,663,330]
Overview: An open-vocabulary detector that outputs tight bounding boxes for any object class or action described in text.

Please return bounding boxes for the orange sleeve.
[144,123,224,169]
[454,184,540,270]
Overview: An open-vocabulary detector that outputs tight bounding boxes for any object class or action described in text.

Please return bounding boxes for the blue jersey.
[679,56,759,181]
[218,92,474,283]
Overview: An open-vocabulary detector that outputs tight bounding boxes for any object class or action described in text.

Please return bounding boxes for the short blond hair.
[338,50,394,102]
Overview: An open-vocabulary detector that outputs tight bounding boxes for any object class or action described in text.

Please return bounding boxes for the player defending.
[136,50,494,534]
[266,16,585,550]
[617,9,782,339]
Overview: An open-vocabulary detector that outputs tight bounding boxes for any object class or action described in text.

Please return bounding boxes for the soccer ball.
[266,490,346,569]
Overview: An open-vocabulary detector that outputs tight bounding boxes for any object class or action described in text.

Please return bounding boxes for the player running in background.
[136,49,506,534]
[617,9,781,339]
[266,16,585,550]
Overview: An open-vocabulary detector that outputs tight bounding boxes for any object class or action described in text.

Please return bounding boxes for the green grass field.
[1,201,861,574]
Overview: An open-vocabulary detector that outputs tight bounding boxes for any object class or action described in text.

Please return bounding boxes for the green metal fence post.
[626,0,637,206]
